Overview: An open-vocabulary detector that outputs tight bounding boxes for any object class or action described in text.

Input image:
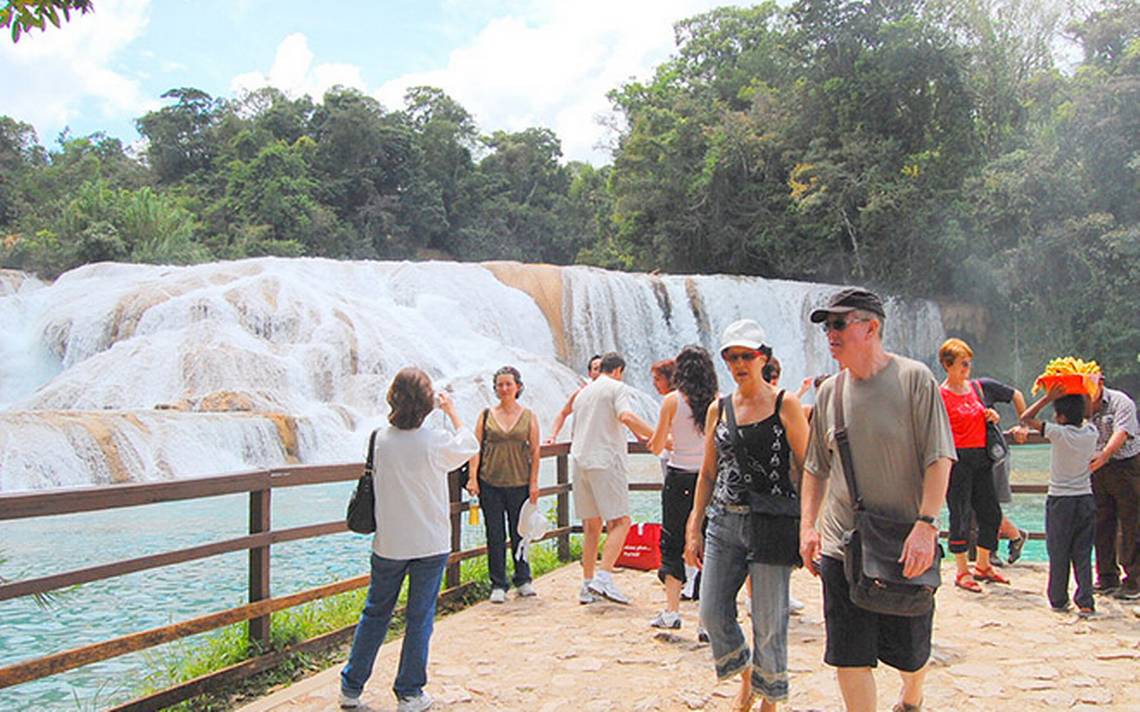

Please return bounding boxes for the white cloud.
[0,0,156,141]
[230,33,367,100]
[373,0,735,164]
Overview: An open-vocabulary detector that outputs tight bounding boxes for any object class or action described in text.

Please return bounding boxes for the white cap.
[719,319,768,354]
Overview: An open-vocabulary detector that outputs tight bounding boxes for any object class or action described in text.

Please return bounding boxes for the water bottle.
[468,496,479,526]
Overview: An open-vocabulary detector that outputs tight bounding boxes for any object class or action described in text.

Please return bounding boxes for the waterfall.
[0,258,946,491]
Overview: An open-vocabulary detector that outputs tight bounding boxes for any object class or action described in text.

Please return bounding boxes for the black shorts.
[819,555,933,672]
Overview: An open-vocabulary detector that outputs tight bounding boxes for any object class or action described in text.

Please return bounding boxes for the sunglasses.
[722,350,761,364]
[821,316,871,333]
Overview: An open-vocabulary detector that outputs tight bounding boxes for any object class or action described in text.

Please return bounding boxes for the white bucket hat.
[515,500,550,563]
[719,318,769,354]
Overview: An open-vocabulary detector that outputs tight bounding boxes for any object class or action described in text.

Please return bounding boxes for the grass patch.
[135,536,583,711]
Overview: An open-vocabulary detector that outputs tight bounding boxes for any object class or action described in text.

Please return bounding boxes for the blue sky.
[1,0,747,164]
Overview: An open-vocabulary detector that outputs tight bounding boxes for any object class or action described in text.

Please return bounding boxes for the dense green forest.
[1,0,1138,390]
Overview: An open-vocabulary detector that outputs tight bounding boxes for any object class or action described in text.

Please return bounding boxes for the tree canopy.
[2,0,1138,391]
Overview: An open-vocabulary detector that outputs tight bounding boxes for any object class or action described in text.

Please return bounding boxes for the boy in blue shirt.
[1021,384,1099,616]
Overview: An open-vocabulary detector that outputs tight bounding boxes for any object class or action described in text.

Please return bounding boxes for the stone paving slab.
[239,562,1140,712]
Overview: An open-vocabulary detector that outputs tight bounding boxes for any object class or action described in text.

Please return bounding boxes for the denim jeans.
[1046,494,1096,610]
[341,552,449,699]
[480,481,532,590]
[699,507,792,703]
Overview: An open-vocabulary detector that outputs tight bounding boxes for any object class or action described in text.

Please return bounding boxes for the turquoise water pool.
[0,446,1053,710]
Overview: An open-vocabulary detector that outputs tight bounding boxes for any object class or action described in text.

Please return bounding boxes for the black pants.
[659,466,698,585]
[947,448,1001,554]
[480,481,531,591]
[1045,494,1095,610]
[1091,454,1140,586]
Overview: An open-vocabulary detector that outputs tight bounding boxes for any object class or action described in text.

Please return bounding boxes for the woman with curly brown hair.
[340,367,478,712]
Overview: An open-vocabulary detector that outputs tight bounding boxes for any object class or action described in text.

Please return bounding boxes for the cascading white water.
[0,258,946,491]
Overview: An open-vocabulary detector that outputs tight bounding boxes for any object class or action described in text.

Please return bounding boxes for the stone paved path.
[239,561,1140,712]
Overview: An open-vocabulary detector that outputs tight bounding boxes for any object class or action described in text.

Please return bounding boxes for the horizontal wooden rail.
[0,520,346,603]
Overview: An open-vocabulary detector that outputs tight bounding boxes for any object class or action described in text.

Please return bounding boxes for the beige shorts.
[572,457,630,522]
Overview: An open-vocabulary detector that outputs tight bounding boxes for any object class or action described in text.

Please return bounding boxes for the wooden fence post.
[446,470,462,588]
[557,453,570,561]
[248,485,272,650]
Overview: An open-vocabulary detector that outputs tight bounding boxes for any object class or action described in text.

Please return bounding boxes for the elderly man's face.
[822,312,875,364]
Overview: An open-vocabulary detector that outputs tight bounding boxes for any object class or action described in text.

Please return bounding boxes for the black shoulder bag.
[346,429,381,534]
[723,394,802,567]
[451,409,490,490]
[834,370,941,617]
[970,380,1009,463]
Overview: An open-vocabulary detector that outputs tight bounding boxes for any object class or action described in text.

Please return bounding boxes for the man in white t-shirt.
[570,351,654,604]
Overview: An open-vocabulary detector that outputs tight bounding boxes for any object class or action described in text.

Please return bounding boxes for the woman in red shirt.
[939,338,1012,591]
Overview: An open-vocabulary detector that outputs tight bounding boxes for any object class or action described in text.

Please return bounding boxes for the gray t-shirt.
[1043,422,1097,496]
[805,355,957,560]
[569,375,635,470]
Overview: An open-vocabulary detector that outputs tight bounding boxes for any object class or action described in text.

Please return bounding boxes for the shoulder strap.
[775,389,786,415]
[477,409,490,477]
[970,379,989,408]
[364,428,380,477]
[723,394,746,463]
[833,370,863,511]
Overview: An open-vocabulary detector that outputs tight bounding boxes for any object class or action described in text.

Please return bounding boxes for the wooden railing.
[0,438,1048,711]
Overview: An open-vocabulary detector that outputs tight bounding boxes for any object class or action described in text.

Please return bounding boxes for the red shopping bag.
[616,522,662,571]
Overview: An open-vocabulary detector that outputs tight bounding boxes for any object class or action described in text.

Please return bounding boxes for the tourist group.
[337,287,1139,712]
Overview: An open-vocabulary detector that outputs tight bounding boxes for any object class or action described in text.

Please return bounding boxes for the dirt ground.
[238,561,1140,712]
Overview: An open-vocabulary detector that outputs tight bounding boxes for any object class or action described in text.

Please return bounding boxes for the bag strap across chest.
[832,370,864,512]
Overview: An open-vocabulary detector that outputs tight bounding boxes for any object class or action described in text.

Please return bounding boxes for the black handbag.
[346,429,380,534]
[721,395,802,568]
[833,370,941,617]
[970,380,1009,463]
[451,409,489,490]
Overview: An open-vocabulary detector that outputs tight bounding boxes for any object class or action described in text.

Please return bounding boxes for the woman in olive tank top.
[466,366,541,603]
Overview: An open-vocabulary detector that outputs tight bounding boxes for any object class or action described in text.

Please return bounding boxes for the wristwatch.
[916,514,940,530]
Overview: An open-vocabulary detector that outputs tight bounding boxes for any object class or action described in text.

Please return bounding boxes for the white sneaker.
[339,691,360,708]
[649,610,681,629]
[578,581,596,604]
[396,691,433,712]
[588,574,631,604]
[517,582,537,597]
[489,588,507,604]
[789,595,805,613]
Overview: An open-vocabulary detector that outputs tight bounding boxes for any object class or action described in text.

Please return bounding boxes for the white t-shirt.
[569,375,635,470]
[371,424,480,559]
[1043,421,1098,497]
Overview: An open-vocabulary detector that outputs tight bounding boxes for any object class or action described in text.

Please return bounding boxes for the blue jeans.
[699,508,792,703]
[341,552,449,699]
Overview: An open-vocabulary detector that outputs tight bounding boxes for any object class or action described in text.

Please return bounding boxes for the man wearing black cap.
[798,288,956,712]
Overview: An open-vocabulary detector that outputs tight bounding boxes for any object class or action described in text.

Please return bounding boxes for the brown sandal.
[955,570,982,593]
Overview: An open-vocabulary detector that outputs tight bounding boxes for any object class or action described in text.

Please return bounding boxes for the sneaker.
[1007,529,1029,564]
[789,595,805,613]
[697,627,710,643]
[649,610,681,629]
[1113,582,1140,600]
[588,574,631,604]
[1077,607,1096,619]
[1050,604,1071,614]
[339,691,361,709]
[516,582,537,597]
[578,581,596,604]
[989,552,1005,567]
[489,588,507,604]
[1094,579,1121,595]
[396,691,433,712]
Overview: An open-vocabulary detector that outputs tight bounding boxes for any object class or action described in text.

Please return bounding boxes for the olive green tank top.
[478,408,533,488]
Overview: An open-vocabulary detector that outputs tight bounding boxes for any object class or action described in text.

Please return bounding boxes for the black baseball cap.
[809,287,887,323]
